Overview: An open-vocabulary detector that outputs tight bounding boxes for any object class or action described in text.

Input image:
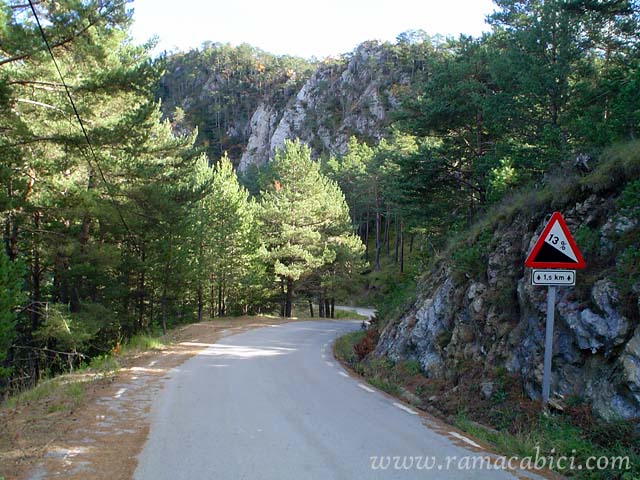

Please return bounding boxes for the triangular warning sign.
[525,212,586,269]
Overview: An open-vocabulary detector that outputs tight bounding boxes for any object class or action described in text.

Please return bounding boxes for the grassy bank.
[334,330,640,479]
[3,333,164,412]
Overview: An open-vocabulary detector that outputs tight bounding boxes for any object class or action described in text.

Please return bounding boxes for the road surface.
[134,320,543,479]
[334,305,376,319]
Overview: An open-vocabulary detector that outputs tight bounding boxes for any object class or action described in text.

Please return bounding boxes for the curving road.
[134,320,543,480]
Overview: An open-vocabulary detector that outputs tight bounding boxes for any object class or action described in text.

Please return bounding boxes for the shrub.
[353,328,379,360]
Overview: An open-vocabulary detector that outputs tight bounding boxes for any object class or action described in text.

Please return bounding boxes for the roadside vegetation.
[3,332,164,412]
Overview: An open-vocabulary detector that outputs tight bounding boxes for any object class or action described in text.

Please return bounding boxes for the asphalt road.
[134,319,543,480]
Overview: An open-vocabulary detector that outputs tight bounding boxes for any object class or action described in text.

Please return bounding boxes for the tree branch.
[16,98,66,112]
[0,19,97,67]
[8,79,68,91]
[9,1,44,9]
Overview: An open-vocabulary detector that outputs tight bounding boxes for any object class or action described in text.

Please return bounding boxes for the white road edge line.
[325,361,334,367]
[114,388,126,399]
[448,431,482,449]
[393,402,419,415]
[338,372,349,378]
[358,384,375,393]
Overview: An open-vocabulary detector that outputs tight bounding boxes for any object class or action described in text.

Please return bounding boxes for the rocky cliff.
[158,41,409,169]
[374,149,640,421]
[238,42,405,171]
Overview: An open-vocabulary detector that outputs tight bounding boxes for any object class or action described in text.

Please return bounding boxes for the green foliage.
[0,252,24,379]
[86,354,119,374]
[191,155,264,317]
[451,231,492,278]
[5,377,61,409]
[5,374,87,410]
[0,0,203,393]
[33,305,95,354]
[123,334,164,353]
[372,270,417,329]
[258,140,365,316]
[616,247,640,289]
[618,179,640,216]
[333,330,365,365]
[574,225,601,259]
[402,359,422,376]
[368,377,401,396]
[580,141,640,193]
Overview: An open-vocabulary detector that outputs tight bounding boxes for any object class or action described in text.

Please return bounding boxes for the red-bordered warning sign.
[525,212,586,269]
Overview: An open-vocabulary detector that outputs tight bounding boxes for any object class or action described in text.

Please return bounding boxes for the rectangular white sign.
[532,269,576,286]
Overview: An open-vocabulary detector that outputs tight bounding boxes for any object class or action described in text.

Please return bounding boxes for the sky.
[129,0,497,59]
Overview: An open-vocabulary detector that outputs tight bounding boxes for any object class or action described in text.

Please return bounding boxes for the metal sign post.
[542,285,556,404]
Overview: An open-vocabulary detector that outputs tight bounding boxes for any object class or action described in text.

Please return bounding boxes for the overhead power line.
[27,0,133,236]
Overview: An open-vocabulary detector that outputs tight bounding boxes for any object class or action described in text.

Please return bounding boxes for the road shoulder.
[0,316,298,480]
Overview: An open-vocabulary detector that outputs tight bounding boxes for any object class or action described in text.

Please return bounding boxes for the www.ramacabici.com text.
[370,448,630,472]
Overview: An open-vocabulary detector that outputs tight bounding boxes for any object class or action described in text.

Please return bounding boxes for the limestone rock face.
[239,42,402,171]
[375,198,640,420]
[160,41,405,170]
[238,104,279,171]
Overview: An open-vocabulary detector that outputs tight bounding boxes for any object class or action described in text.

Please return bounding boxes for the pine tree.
[0,0,200,386]
[192,155,260,318]
[259,140,363,317]
[0,251,23,380]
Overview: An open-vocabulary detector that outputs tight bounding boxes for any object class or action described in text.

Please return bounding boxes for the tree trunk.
[324,298,331,318]
[364,210,370,258]
[374,209,381,271]
[308,300,314,318]
[53,252,70,304]
[137,247,146,331]
[197,233,204,322]
[318,292,325,317]
[280,279,285,317]
[285,279,293,318]
[3,216,19,261]
[210,282,215,318]
[217,283,224,318]
[197,284,203,322]
[330,298,335,319]
[394,214,399,264]
[30,211,42,331]
[74,174,94,312]
[400,221,404,274]
[161,290,167,335]
[79,214,91,252]
[384,212,390,256]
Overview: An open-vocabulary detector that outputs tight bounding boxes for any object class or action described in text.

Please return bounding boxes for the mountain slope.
[374,142,640,420]
[157,40,419,168]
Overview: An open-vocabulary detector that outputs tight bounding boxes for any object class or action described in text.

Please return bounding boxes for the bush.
[451,231,492,279]
[353,328,379,360]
